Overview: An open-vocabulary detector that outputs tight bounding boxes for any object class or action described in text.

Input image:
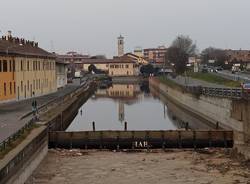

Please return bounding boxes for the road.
[0,81,81,143]
[215,70,250,83]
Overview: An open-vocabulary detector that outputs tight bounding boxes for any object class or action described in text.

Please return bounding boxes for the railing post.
[92,121,96,132]
[124,122,127,131]
[216,122,219,130]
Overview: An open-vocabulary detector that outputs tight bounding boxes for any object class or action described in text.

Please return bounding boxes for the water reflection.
[67,82,214,131]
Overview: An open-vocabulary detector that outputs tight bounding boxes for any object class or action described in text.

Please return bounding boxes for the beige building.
[134,47,143,57]
[0,32,56,101]
[125,53,149,65]
[79,56,139,76]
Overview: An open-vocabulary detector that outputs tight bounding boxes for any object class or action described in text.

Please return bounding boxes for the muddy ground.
[28,149,250,184]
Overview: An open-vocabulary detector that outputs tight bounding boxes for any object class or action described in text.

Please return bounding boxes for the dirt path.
[29,149,250,184]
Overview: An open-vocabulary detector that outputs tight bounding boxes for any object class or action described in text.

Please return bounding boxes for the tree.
[201,47,228,67]
[165,35,197,74]
[88,64,97,73]
[166,47,188,74]
[171,35,197,56]
[140,64,154,75]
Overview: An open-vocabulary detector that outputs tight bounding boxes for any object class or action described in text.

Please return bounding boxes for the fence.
[49,130,233,149]
[0,78,93,153]
[0,127,47,184]
[184,85,249,99]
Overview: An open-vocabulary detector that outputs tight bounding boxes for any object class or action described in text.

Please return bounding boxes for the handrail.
[0,78,93,151]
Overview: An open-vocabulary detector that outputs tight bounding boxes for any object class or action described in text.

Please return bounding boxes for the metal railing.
[0,127,47,183]
[184,85,249,99]
[0,78,93,152]
[0,118,35,153]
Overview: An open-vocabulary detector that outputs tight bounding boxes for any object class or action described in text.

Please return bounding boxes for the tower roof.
[118,35,124,39]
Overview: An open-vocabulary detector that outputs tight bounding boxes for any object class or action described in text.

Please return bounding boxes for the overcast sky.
[1,0,250,57]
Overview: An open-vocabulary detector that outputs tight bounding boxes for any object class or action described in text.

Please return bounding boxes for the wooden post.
[185,122,189,130]
[216,122,219,130]
[92,121,96,132]
[124,122,127,131]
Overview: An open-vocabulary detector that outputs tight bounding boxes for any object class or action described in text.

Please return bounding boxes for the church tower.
[117,35,124,57]
[118,101,125,123]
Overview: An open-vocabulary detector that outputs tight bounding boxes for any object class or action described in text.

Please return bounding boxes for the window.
[20,60,23,71]
[33,61,35,71]
[27,80,29,91]
[21,81,23,92]
[4,83,6,96]
[14,82,16,94]
[27,61,29,71]
[13,60,15,72]
[10,82,12,94]
[125,65,129,68]
[38,61,40,70]
[0,60,2,72]
[9,60,12,72]
[3,60,7,72]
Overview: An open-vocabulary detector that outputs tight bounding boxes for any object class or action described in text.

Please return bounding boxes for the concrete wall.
[7,140,48,184]
[149,77,245,145]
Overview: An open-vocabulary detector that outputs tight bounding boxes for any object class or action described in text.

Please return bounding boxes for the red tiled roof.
[75,55,137,64]
[0,39,55,58]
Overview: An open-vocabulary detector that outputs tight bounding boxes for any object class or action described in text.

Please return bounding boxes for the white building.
[56,60,68,89]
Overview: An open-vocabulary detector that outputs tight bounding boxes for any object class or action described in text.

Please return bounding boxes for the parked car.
[215,67,223,72]
[241,83,250,93]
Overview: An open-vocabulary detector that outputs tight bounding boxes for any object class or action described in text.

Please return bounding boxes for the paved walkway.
[0,82,80,143]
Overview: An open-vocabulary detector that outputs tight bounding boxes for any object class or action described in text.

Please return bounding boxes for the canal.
[67,82,214,132]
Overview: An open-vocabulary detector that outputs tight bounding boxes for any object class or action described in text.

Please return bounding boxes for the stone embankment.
[0,80,96,184]
[149,77,250,159]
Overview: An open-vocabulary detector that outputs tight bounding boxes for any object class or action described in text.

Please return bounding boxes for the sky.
[1,0,250,57]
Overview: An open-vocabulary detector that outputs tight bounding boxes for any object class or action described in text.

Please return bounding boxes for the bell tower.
[117,35,124,57]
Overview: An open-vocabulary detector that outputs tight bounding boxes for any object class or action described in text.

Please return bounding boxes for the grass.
[0,124,39,159]
[187,72,241,88]
[158,76,184,91]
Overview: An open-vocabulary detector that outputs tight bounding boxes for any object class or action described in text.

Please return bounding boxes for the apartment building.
[0,32,57,101]
[143,46,167,64]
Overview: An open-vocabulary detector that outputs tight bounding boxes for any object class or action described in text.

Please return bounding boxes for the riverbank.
[29,149,250,184]
[149,77,250,159]
[0,80,96,184]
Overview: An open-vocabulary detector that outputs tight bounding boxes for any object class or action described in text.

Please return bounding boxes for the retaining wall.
[0,82,96,184]
[149,77,246,145]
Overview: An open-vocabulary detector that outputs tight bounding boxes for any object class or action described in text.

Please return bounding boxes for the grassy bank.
[187,72,241,88]
[158,76,184,90]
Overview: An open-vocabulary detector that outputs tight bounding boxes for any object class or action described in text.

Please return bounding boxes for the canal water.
[67,82,213,131]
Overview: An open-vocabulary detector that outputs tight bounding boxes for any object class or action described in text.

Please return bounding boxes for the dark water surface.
[67,83,213,131]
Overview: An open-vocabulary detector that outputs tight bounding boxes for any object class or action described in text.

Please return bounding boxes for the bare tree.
[166,47,188,74]
[166,35,197,74]
[171,35,197,56]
